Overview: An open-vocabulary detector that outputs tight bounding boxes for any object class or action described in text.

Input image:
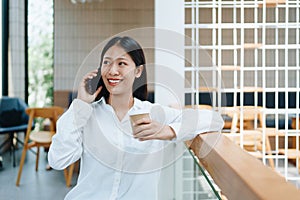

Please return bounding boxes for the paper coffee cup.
[129,109,151,125]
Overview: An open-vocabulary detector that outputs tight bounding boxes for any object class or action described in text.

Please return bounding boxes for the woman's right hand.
[77,69,102,103]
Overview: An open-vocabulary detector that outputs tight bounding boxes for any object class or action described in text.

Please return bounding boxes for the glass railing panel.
[183,148,222,200]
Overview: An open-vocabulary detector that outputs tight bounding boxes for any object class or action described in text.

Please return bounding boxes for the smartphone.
[85,69,103,95]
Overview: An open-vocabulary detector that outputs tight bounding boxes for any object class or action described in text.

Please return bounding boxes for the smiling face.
[101,45,143,97]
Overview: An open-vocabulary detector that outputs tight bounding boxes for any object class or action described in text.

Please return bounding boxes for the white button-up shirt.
[48,98,224,200]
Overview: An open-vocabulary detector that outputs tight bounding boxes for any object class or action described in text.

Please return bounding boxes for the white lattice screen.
[184,0,300,197]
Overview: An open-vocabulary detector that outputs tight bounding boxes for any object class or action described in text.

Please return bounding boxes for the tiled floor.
[1,141,300,200]
[0,146,78,200]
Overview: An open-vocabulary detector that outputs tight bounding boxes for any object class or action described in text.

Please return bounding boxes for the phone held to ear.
[85,69,102,95]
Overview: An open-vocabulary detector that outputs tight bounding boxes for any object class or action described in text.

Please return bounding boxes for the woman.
[48,36,224,200]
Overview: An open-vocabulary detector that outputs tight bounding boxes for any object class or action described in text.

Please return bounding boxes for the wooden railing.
[186,132,300,200]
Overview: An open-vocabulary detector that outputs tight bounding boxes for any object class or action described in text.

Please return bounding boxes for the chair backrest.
[26,107,65,132]
[0,96,28,127]
[238,106,264,121]
[221,106,264,133]
[185,104,213,110]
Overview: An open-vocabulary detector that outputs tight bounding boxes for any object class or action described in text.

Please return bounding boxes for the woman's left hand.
[132,118,176,141]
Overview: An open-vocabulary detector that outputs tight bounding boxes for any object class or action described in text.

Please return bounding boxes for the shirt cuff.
[169,122,198,142]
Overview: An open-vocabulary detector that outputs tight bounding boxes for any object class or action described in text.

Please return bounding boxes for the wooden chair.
[278,116,300,173]
[16,106,75,187]
[221,106,275,169]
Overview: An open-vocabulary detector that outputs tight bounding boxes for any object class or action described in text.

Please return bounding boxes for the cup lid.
[128,109,150,116]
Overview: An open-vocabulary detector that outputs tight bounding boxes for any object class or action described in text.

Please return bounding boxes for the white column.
[155,0,185,107]
[155,1,184,200]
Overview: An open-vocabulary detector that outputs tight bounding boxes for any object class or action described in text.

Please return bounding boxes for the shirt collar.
[93,97,144,110]
[132,97,143,109]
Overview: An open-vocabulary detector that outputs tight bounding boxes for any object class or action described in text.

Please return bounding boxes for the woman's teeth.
[109,79,120,83]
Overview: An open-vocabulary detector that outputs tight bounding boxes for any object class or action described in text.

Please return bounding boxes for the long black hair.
[95,36,148,101]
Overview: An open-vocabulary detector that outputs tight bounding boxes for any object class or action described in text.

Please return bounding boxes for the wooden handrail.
[186,132,300,200]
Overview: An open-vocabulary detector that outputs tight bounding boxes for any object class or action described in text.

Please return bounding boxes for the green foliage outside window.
[28,0,53,107]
